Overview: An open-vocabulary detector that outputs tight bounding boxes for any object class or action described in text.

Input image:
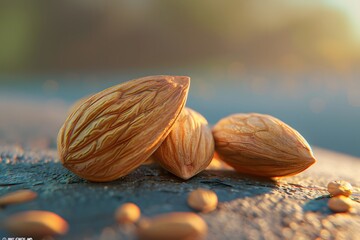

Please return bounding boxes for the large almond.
[58,75,190,182]
[154,107,214,180]
[212,113,316,177]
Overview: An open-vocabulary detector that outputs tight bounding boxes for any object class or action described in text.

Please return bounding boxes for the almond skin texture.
[137,212,207,240]
[3,210,69,237]
[212,113,316,177]
[58,75,190,182]
[154,107,214,180]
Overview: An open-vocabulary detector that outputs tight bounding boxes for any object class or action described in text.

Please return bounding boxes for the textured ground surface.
[0,145,359,240]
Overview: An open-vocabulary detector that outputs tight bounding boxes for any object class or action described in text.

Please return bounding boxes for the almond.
[154,107,214,180]
[58,75,190,182]
[328,195,353,213]
[212,113,316,177]
[137,212,207,240]
[3,210,69,237]
[187,188,218,213]
[327,180,353,197]
[115,202,141,224]
[0,190,37,207]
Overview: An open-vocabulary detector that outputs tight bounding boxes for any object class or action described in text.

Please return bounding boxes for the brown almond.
[0,190,37,207]
[154,107,214,180]
[3,210,69,237]
[187,188,218,213]
[57,75,190,182]
[212,113,316,177]
[137,212,207,240]
[115,202,141,224]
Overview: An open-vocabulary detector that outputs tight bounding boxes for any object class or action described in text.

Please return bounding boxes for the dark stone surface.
[0,145,359,240]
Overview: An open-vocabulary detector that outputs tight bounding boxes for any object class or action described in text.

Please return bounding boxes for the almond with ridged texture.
[187,188,218,213]
[57,75,190,182]
[154,107,214,180]
[115,202,141,224]
[327,180,353,197]
[137,212,207,240]
[328,195,353,213]
[212,113,316,177]
[3,210,69,237]
[0,190,37,207]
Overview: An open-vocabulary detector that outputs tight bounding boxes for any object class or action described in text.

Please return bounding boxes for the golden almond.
[328,195,353,213]
[0,190,37,207]
[3,210,69,237]
[115,202,141,224]
[58,75,190,182]
[137,212,207,240]
[212,113,316,177]
[187,188,218,213]
[327,180,353,197]
[154,107,214,180]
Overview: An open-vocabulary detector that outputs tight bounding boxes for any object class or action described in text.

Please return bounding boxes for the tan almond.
[212,113,316,177]
[3,210,69,237]
[187,188,218,213]
[57,75,190,182]
[328,195,353,213]
[137,212,207,240]
[0,190,37,207]
[115,202,141,224]
[327,180,353,197]
[154,107,214,180]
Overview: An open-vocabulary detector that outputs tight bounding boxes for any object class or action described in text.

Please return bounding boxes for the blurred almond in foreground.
[3,210,69,237]
[188,188,218,213]
[137,212,207,240]
[115,202,141,224]
[0,190,37,207]
[213,113,316,177]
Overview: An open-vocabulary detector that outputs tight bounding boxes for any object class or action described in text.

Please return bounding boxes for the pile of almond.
[327,180,354,213]
[57,75,316,182]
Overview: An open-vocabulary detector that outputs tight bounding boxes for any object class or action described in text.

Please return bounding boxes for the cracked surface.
[0,145,360,240]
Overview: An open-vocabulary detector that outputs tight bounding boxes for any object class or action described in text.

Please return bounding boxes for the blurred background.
[0,1,359,157]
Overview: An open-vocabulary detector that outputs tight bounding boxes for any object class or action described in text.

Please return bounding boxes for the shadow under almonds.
[109,165,278,217]
[303,197,333,215]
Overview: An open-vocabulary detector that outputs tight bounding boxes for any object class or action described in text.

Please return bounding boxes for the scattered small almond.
[137,212,207,240]
[3,210,69,237]
[327,180,352,197]
[187,188,218,213]
[115,202,141,224]
[0,190,37,207]
[328,196,353,213]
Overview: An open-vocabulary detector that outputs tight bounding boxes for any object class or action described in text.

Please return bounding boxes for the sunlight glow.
[326,0,360,40]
